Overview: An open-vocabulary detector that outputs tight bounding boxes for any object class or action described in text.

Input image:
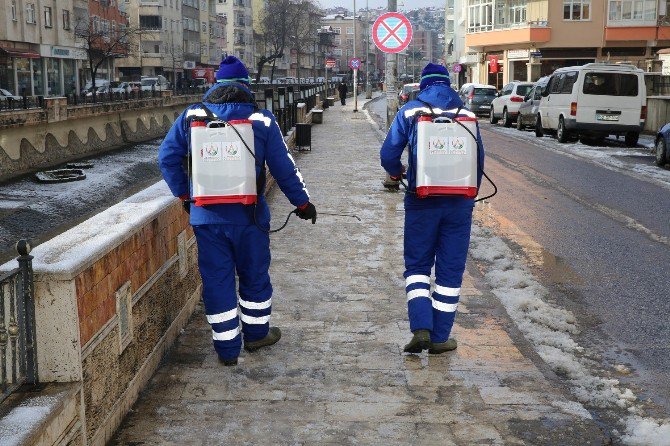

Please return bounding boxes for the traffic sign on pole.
[349,57,362,70]
[372,12,413,54]
[453,64,462,73]
[326,57,336,69]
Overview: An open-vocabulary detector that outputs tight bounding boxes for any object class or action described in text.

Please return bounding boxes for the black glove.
[182,199,191,214]
[295,202,317,224]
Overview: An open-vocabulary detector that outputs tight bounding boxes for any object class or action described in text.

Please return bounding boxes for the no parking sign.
[372,12,413,54]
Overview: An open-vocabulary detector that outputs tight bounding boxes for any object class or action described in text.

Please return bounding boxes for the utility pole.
[385,0,398,129]
[353,0,358,112]
[365,0,371,99]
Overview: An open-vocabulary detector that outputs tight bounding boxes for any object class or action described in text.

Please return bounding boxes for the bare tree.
[163,33,184,91]
[254,0,321,83]
[291,1,322,82]
[75,12,138,95]
[254,0,294,83]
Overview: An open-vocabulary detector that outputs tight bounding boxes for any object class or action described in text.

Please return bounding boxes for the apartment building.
[464,0,670,87]
[404,28,440,80]
[215,0,253,70]
[116,0,184,83]
[0,0,95,96]
[200,0,226,68]
[321,13,366,75]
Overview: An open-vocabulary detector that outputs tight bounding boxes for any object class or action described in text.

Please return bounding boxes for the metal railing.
[249,83,328,135]
[1,240,38,404]
[0,95,44,112]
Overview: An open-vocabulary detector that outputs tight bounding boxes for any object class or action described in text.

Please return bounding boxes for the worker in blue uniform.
[380,63,484,354]
[159,56,317,366]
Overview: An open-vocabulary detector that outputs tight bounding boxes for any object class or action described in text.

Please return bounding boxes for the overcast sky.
[318,0,442,10]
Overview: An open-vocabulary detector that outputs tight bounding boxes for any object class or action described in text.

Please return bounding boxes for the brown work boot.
[403,329,432,353]
[244,327,282,352]
[428,338,457,354]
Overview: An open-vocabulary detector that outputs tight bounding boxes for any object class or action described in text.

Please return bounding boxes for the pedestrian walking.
[379,63,485,354]
[338,82,348,105]
[159,56,317,366]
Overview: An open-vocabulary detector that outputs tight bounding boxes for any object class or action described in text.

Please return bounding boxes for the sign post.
[349,58,362,110]
[325,57,336,98]
[373,9,413,128]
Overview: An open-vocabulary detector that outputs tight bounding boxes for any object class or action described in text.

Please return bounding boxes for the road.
[0,141,163,265]
[367,96,670,419]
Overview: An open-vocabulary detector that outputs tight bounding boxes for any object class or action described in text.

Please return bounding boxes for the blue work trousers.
[193,224,273,360]
[403,205,474,343]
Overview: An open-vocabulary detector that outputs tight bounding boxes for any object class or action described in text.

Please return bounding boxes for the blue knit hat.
[419,63,451,90]
[215,55,251,84]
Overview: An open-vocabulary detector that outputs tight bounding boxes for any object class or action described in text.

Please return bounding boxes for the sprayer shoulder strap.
[198,102,217,120]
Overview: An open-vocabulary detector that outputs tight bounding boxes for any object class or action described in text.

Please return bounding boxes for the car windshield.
[0,89,12,96]
[583,72,638,96]
[403,85,419,94]
[141,79,156,86]
[516,85,533,96]
[474,88,496,96]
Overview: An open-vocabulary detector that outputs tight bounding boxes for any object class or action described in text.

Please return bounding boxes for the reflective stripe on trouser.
[194,224,273,360]
[404,204,473,342]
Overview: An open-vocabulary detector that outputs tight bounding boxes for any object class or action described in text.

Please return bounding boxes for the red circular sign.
[372,12,413,54]
[349,58,362,70]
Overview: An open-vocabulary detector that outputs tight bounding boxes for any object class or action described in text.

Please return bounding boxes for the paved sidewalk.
[112,97,606,445]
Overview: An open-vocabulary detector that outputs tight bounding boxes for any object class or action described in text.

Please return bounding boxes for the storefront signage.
[183,60,196,69]
[40,45,87,60]
[507,49,530,60]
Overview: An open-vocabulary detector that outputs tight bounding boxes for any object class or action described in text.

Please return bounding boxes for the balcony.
[465,23,551,49]
[605,23,670,41]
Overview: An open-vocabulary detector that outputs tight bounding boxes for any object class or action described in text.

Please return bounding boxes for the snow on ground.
[0,394,62,446]
[469,222,670,444]
[487,125,670,188]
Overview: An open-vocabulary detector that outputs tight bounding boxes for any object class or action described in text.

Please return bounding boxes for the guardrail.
[0,240,38,404]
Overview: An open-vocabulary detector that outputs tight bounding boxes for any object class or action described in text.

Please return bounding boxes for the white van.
[538,63,646,146]
[140,75,169,92]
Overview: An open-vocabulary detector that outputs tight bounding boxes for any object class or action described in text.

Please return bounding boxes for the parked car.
[140,75,169,91]
[460,84,497,116]
[110,82,132,94]
[654,122,670,167]
[538,63,646,146]
[0,88,21,102]
[490,81,534,127]
[398,83,420,106]
[516,76,550,132]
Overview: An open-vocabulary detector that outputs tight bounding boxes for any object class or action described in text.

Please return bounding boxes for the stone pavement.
[111,96,606,445]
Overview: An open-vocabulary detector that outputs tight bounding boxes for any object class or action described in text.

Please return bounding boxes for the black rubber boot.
[218,357,238,366]
[403,329,432,353]
[244,327,282,352]
[429,338,458,354]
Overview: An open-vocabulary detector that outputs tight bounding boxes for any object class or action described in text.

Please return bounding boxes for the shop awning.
[0,47,40,58]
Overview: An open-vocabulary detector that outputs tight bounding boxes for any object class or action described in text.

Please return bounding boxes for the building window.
[608,0,657,22]
[468,0,493,33]
[44,6,52,28]
[508,0,526,24]
[11,1,17,21]
[346,26,353,34]
[63,10,71,29]
[26,3,36,24]
[564,0,591,20]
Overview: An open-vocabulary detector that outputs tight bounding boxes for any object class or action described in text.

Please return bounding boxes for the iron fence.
[1,240,38,404]
[0,95,44,112]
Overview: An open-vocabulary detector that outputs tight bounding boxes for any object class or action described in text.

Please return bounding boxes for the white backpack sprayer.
[185,102,360,232]
[401,102,497,202]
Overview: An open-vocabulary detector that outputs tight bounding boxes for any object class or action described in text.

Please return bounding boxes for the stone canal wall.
[0,182,201,445]
[0,94,200,183]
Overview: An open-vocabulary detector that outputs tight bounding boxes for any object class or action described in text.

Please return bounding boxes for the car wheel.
[625,131,639,147]
[656,137,668,167]
[535,115,544,137]
[557,116,569,143]
[503,108,512,127]
[516,115,524,130]
[489,109,499,124]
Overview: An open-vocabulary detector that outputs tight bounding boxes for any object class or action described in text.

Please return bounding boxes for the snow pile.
[622,416,670,446]
[0,395,61,446]
[469,224,670,444]
[0,181,174,275]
